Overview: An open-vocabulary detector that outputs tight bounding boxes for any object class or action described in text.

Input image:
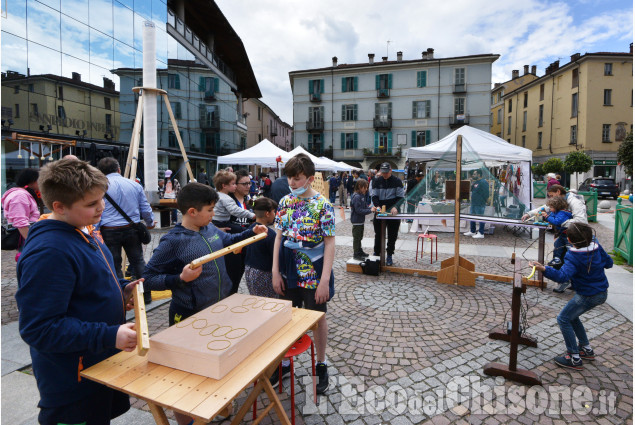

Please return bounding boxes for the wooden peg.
[132,282,150,356]
[189,233,267,269]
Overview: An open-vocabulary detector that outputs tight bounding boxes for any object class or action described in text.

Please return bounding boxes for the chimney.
[427,48,434,59]
[397,51,403,62]
[332,56,338,67]
[368,53,375,64]
[494,83,502,88]
[72,72,81,81]
[103,77,115,90]
[554,60,560,69]
[422,51,428,59]
[523,65,529,75]
[512,70,519,79]
[570,53,580,62]
[531,65,537,75]
[630,42,633,54]
[382,56,388,62]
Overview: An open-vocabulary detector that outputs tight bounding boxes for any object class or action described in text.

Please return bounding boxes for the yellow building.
[243,98,292,151]
[503,46,633,186]
[490,66,538,137]
[2,71,120,141]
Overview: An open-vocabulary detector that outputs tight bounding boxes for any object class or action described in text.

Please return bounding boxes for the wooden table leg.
[261,376,292,425]
[147,402,171,425]
[231,380,265,425]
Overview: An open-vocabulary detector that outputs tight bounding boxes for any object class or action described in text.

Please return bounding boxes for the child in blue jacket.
[16,158,140,425]
[350,179,376,260]
[531,222,612,370]
[542,196,573,269]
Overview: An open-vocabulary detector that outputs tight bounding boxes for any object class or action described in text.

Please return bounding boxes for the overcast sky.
[217,0,632,124]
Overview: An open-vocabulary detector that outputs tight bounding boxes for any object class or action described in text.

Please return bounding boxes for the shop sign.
[593,160,617,166]
[29,113,119,137]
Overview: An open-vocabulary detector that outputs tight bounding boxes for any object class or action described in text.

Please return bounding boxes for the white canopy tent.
[406,126,533,206]
[217,139,287,168]
[282,146,337,171]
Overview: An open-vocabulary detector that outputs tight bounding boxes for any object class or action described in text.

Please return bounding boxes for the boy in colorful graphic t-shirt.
[273,153,335,395]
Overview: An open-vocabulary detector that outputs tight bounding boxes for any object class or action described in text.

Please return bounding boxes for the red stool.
[253,334,315,425]
[416,233,437,263]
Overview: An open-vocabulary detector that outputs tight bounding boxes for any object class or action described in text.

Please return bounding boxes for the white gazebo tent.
[406,126,533,206]
[217,139,287,168]
[282,146,336,171]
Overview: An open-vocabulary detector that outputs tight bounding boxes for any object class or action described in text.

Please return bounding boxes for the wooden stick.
[189,233,267,269]
[453,135,463,285]
[162,94,195,183]
[132,282,150,356]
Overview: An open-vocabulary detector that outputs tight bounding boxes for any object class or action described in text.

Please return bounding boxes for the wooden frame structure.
[5,132,77,162]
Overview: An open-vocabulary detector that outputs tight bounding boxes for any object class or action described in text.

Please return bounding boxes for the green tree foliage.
[531,163,545,180]
[564,151,593,188]
[542,158,564,174]
[618,132,633,177]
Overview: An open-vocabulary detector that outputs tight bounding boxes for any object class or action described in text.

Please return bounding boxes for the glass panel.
[28,41,62,76]
[114,40,135,69]
[38,0,61,11]
[90,28,114,71]
[3,0,27,38]
[133,11,145,51]
[27,0,61,51]
[61,0,88,23]
[89,0,113,37]
[62,53,90,81]
[152,0,166,24]
[134,0,151,20]
[117,0,133,10]
[61,14,89,62]
[155,26,168,65]
[113,1,134,47]
[89,62,110,90]
[2,32,28,75]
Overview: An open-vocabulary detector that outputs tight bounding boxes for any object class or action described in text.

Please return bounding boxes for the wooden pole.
[162,94,195,182]
[124,94,144,179]
[453,135,462,284]
[189,233,267,269]
[132,282,150,356]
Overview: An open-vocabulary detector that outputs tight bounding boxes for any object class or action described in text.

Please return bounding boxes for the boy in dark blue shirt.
[244,197,278,298]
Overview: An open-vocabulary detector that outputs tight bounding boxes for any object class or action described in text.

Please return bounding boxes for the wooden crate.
[148,294,292,380]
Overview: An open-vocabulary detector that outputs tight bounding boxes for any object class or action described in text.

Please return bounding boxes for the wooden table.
[81,308,324,425]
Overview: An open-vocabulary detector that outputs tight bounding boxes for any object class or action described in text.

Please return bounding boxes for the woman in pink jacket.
[2,168,41,260]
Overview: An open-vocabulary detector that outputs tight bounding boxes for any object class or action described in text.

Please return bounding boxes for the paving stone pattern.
[1,208,631,424]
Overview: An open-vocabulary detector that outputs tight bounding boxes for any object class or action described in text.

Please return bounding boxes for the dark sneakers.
[579,346,596,361]
[386,255,393,266]
[553,281,571,293]
[353,251,369,261]
[554,353,583,370]
[269,364,291,388]
[316,363,329,394]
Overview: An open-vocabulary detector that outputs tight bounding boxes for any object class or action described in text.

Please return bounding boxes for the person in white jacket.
[211,170,255,229]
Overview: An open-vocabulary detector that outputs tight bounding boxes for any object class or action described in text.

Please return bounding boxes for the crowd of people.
[1,154,612,424]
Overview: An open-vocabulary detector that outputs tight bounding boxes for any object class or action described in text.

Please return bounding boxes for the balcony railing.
[377,88,390,98]
[373,117,392,130]
[270,130,277,137]
[453,83,466,93]
[200,116,220,130]
[363,147,402,158]
[309,93,321,102]
[306,119,324,132]
[204,91,216,101]
[449,114,469,129]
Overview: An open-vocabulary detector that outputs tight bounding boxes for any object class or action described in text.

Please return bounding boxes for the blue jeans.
[554,232,568,260]
[100,226,146,279]
[557,291,607,354]
[470,205,485,234]
[329,190,337,204]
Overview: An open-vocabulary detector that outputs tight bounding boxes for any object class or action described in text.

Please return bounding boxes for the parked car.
[578,177,620,199]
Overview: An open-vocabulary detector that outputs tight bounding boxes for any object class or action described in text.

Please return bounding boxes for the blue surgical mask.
[289,181,310,196]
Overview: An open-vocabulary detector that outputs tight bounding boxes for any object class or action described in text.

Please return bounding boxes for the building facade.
[243,98,293,151]
[1,0,259,190]
[490,66,539,138]
[289,50,499,170]
[503,46,633,187]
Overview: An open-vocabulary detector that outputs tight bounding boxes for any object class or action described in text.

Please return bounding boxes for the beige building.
[503,46,633,187]
[243,98,292,151]
[2,71,120,141]
[490,66,539,137]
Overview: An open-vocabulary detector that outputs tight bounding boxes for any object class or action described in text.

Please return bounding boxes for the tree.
[618,132,633,177]
[564,151,593,188]
[531,163,545,181]
[542,158,563,175]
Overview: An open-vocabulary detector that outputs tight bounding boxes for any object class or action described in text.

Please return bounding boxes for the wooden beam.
[190,233,267,269]
[453,135,463,285]
[162,94,195,183]
[132,283,150,356]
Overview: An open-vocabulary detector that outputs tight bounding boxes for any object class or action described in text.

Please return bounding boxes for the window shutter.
[388,102,392,118]
[426,130,431,145]
[421,71,426,87]
[214,78,219,92]
[215,133,221,152]
[375,75,380,90]
[199,131,205,146]
[426,100,431,117]
[198,77,205,91]
[309,80,314,94]
[341,133,345,150]
[353,77,358,91]
[320,79,324,93]
[353,133,358,149]
[374,132,379,153]
[417,71,422,87]
[320,106,324,118]
[319,133,324,145]
[342,78,347,92]
[388,74,393,89]
[412,130,416,147]
[353,104,358,121]
[375,103,379,117]
[387,132,393,151]
[341,105,346,120]
[412,102,417,118]
[175,74,180,89]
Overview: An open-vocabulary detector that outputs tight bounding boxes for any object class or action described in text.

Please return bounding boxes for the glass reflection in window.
[61,14,90,62]
[27,1,61,52]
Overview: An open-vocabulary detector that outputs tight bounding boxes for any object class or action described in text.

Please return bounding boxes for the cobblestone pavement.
[2,206,632,424]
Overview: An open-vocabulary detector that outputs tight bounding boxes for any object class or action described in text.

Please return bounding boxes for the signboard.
[593,160,617,166]
[397,134,407,146]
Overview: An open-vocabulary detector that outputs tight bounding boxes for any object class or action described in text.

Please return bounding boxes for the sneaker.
[353,253,366,261]
[359,251,370,257]
[553,281,570,293]
[386,255,393,266]
[316,363,329,394]
[579,346,596,361]
[269,364,291,389]
[554,353,583,370]
[472,233,484,239]
[463,231,476,236]
[547,258,563,268]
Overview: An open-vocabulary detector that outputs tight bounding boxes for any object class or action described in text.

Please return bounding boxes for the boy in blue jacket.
[542,195,573,270]
[531,222,612,370]
[16,157,141,425]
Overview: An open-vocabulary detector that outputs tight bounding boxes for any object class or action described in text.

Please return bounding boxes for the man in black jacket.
[464,169,489,239]
[371,163,404,266]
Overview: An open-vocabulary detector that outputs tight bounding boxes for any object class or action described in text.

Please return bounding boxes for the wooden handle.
[132,283,150,356]
[189,233,267,269]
